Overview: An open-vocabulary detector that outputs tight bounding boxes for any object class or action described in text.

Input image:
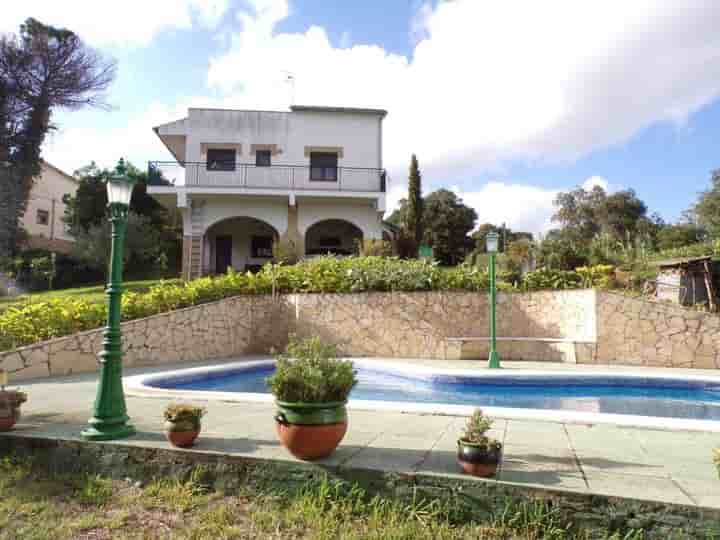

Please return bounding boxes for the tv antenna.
[282,71,296,106]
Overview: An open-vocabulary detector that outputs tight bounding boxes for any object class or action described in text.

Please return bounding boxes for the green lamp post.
[486,231,501,369]
[81,159,137,441]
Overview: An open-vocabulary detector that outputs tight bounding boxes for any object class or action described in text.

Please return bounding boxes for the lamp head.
[486,231,500,253]
[106,158,137,206]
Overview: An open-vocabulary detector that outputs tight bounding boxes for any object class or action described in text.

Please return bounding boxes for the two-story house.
[148,105,388,279]
[20,161,77,254]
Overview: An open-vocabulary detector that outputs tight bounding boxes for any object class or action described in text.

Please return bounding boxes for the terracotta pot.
[275,421,347,460]
[0,408,20,432]
[274,401,348,460]
[164,420,200,448]
[457,439,502,478]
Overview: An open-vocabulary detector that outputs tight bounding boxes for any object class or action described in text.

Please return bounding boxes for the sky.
[3,0,720,236]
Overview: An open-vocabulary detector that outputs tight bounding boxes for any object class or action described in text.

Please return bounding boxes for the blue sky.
[4,0,720,234]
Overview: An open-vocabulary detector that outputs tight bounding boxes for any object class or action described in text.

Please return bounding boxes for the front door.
[215,235,233,274]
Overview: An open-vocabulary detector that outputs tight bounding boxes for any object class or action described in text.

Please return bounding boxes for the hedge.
[0,257,614,351]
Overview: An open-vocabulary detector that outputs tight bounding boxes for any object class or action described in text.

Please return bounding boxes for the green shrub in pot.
[163,403,205,448]
[457,409,503,477]
[267,336,357,460]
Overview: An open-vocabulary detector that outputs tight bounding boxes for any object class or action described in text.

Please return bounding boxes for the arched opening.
[205,216,278,273]
[305,219,363,256]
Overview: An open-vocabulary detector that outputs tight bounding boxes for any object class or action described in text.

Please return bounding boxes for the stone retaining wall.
[594,291,720,369]
[0,295,288,381]
[2,289,720,381]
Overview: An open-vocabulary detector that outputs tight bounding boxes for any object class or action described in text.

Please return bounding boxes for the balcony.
[148,161,386,193]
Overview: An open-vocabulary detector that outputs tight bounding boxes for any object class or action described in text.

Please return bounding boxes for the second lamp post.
[486,231,501,369]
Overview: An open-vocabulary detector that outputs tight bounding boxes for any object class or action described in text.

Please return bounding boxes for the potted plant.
[163,403,205,448]
[267,336,357,460]
[0,388,27,431]
[457,409,502,477]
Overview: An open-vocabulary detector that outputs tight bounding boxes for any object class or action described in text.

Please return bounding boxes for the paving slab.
[2,358,719,510]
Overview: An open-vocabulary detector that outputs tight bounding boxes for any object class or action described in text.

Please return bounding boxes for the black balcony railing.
[148,161,386,193]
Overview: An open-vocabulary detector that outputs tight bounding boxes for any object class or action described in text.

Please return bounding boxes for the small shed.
[655,256,717,310]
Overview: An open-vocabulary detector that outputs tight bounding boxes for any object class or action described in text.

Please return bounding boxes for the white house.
[148,105,389,279]
[20,161,77,253]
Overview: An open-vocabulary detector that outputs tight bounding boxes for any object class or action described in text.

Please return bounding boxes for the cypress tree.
[406,154,423,246]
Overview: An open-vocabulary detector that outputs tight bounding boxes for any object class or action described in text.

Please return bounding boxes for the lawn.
[0,456,647,540]
[0,278,180,311]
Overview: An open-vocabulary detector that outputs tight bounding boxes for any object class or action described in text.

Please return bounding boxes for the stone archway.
[304,219,363,256]
[204,216,279,273]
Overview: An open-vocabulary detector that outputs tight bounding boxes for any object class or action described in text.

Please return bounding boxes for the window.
[36,209,49,225]
[251,235,273,258]
[310,152,338,181]
[255,150,271,167]
[206,148,236,171]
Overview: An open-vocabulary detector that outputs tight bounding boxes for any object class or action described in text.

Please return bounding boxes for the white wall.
[297,198,382,239]
[21,162,76,242]
[197,195,289,235]
[186,108,382,169]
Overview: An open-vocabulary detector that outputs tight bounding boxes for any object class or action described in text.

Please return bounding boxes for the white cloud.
[204,0,720,178]
[581,176,610,192]
[0,0,230,47]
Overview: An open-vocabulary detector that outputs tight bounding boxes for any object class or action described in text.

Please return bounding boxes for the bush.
[459,409,501,450]
[163,403,205,426]
[0,257,624,351]
[266,336,357,403]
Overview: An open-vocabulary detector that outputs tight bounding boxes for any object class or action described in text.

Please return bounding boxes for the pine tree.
[405,154,423,247]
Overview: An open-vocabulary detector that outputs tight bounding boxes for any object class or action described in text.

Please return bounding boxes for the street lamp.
[81,159,137,441]
[486,231,501,369]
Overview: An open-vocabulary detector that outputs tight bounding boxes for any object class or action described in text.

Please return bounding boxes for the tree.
[694,170,720,239]
[388,189,477,265]
[656,223,704,250]
[472,223,533,253]
[405,154,423,246]
[72,212,165,275]
[0,18,116,257]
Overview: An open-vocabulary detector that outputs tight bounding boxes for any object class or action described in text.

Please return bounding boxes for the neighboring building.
[148,105,388,279]
[20,161,77,253]
[655,256,718,311]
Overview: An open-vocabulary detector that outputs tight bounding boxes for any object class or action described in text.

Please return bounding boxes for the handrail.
[148,161,386,192]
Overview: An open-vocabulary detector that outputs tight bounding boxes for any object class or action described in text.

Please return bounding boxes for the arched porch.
[204,216,279,273]
[305,219,363,256]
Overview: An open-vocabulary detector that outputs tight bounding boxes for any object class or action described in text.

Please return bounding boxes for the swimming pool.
[126,359,720,431]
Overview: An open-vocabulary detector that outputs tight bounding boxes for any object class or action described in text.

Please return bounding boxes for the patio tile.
[673,478,720,508]
[497,469,588,492]
[584,472,694,505]
[501,444,581,475]
[504,420,570,450]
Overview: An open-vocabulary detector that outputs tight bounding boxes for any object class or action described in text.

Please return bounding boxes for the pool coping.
[124,358,720,433]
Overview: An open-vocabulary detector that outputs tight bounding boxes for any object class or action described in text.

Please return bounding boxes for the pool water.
[149,365,720,421]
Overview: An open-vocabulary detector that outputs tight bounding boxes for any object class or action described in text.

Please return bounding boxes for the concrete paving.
[3,358,720,509]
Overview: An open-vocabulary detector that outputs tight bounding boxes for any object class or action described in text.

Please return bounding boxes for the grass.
[0,278,179,311]
[0,456,654,540]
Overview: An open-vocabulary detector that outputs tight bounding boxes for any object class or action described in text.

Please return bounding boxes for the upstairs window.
[255,150,271,167]
[310,152,338,182]
[206,148,236,171]
[36,209,49,225]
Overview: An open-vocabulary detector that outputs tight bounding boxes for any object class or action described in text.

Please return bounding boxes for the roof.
[290,105,387,117]
[655,256,713,269]
[41,160,78,184]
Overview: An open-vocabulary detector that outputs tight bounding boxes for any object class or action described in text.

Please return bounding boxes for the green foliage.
[163,403,206,426]
[694,170,720,239]
[459,409,501,450]
[267,336,357,403]
[406,153,423,245]
[521,267,583,291]
[0,258,623,351]
[356,238,393,257]
[576,265,615,289]
[389,189,477,265]
[272,238,299,265]
[656,223,704,250]
[650,240,720,261]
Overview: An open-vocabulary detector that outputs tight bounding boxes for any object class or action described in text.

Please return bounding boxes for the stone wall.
[0,295,287,381]
[288,290,596,362]
[594,291,720,369]
[4,288,720,381]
